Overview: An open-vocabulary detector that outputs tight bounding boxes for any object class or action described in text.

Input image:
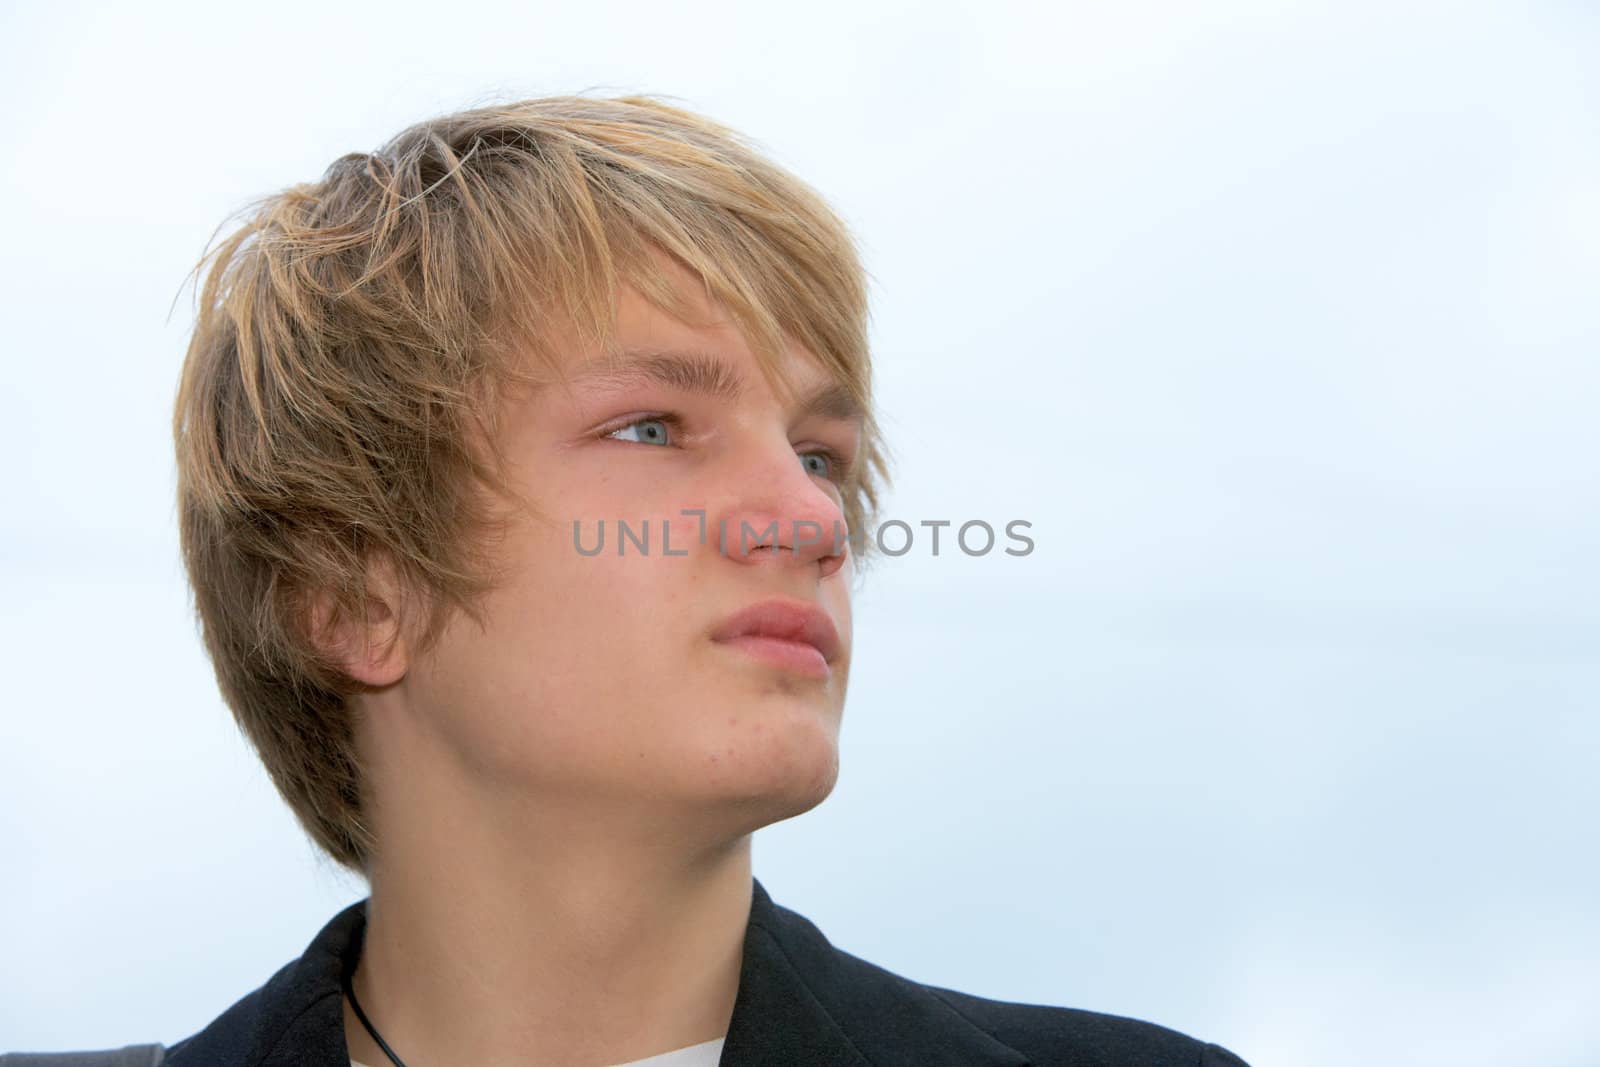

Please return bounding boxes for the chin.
[692,704,842,828]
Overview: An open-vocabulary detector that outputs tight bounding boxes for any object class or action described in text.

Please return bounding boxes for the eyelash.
[601,412,853,483]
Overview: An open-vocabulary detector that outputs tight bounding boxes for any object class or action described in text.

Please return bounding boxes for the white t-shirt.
[352,1034,726,1067]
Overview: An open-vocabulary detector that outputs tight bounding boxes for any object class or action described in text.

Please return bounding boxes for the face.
[389,262,863,836]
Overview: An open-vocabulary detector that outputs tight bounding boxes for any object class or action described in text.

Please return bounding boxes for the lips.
[710,598,843,665]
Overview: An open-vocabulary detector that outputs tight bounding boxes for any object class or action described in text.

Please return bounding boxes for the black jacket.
[3,878,1250,1066]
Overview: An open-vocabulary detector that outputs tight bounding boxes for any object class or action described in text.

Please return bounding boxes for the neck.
[345,784,754,1067]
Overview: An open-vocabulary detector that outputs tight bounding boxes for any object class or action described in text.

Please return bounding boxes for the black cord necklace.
[342,964,409,1067]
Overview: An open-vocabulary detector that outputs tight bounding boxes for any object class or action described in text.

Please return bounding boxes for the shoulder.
[921,981,1252,1066]
[750,886,1251,1066]
[6,902,366,1067]
[0,972,289,1067]
[0,1047,168,1066]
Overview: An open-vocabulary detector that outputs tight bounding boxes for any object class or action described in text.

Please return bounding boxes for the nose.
[714,436,850,579]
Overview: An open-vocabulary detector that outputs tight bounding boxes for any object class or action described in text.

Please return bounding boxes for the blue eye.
[607,417,673,446]
[801,452,833,479]
[606,414,850,483]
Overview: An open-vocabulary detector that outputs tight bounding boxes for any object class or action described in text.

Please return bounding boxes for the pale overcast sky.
[3,3,1597,1065]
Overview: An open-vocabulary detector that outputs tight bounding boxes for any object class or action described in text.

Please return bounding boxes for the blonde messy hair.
[173,95,889,874]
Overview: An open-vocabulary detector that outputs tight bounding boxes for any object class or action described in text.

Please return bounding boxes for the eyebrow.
[572,347,866,426]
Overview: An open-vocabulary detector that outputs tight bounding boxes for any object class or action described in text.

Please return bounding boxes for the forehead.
[568,343,865,426]
[532,267,864,426]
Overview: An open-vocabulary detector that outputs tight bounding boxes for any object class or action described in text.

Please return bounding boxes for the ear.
[305,557,411,689]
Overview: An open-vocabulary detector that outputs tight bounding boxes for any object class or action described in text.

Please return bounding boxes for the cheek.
[484,528,697,692]
[416,563,698,783]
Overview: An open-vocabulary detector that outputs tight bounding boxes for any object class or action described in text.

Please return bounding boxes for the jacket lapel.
[166,898,358,1066]
[731,879,1031,1066]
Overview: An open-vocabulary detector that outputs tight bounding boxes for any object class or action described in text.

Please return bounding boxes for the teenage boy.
[3,96,1249,1067]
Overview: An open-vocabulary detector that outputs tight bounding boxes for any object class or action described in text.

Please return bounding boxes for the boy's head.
[174,96,888,876]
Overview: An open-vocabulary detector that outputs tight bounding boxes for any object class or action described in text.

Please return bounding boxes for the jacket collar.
[168,877,1029,1066]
